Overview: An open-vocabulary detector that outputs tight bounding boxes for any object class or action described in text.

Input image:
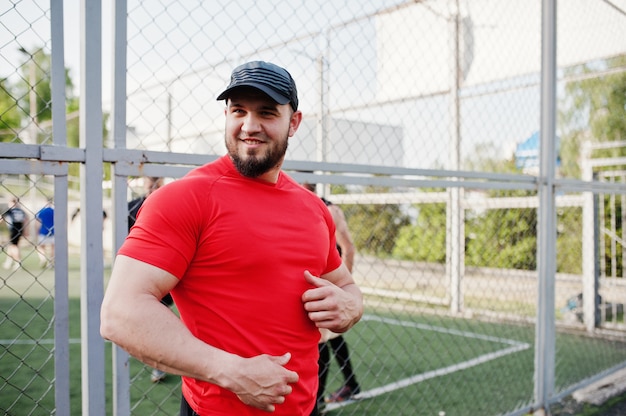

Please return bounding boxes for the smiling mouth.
[242,138,263,145]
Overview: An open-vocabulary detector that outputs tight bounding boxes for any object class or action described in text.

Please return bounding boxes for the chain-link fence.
[1,0,626,415]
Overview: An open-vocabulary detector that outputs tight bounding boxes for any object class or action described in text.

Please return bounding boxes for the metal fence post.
[534,0,558,410]
[79,0,106,414]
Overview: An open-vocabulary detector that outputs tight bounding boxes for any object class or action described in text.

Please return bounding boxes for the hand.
[227,353,299,412]
[302,270,361,333]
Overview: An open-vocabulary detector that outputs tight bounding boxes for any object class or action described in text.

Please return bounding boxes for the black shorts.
[9,224,24,246]
[180,395,200,416]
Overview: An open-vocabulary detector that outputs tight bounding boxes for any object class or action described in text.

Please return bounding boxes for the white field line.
[362,315,529,347]
[2,316,530,411]
[327,314,530,411]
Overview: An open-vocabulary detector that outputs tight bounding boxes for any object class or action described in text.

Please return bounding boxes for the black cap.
[217,61,298,111]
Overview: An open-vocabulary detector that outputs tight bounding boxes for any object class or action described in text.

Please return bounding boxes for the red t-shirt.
[119,155,342,415]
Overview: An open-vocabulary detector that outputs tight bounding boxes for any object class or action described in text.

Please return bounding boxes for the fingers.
[237,380,294,412]
[272,352,291,366]
[303,270,327,287]
[235,353,299,411]
[302,270,335,307]
[269,353,299,384]
[302,271,333,305]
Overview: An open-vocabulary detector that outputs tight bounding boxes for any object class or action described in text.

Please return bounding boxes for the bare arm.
[35,216,42,236]
[22,213,30,237]
[101,255,298,411]
[328,204,355,273]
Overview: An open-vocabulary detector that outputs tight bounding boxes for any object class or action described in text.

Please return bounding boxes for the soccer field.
[0,298,535,415]
[1,258,626,415]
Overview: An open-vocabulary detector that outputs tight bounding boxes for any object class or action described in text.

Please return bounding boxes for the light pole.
[446,2,474,315]
[18,47,39,145]
[18,47,41,236]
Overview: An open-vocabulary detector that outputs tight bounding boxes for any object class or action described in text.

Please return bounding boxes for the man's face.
[224,88,301,179]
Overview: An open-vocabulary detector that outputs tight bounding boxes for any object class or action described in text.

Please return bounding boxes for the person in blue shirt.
[36,200,55,268]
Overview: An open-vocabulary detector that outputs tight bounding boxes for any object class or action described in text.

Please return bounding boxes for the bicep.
[106,255,179,302]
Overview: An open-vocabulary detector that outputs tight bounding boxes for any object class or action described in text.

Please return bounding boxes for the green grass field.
[2,253,626,415]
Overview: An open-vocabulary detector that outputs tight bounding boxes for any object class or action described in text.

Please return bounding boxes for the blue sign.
[515,131,561,170]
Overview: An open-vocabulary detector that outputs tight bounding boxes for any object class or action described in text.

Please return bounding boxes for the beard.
[227,135,289,178]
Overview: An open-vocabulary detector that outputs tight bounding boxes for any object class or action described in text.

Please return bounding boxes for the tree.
[11,48,111,182]
[393,203,447,263]
[556,206,583,275]
[465,157,538,270]
[466,206,538,270]
[14,48,79,145]
[340,184,411,258]
[559,54,626,277]
[464,150,585,273]
[559,54,626,177]
[0,79,22,142]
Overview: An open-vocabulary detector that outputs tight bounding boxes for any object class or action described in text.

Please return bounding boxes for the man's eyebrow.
[258,103,280,112]
[228,100,280,112]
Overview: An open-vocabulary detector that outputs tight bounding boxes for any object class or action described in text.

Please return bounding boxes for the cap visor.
[217,83,290,105]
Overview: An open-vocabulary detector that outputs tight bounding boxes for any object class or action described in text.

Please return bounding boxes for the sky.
[2,0,625,170]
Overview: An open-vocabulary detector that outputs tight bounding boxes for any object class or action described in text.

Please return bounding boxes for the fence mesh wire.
[1,0,626,415]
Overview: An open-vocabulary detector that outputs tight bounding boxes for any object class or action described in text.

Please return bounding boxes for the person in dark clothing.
[128,176,164,230]
[2,197,28,270]
[302,183,361,415]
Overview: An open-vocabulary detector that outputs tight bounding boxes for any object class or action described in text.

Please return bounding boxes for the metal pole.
[79,0,106,414]
[167,92,172,151]
[28,56,38,144]
[446,0,463,314]
[110,0,131,414]
[17,47,40,236]
[50,0,71,413]
[581,142,600,332]
[316,33,330,197]
[534,0,557,409]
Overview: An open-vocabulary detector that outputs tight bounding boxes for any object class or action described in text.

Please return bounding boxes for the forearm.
[335,282,363,332]
[101,293,236,385]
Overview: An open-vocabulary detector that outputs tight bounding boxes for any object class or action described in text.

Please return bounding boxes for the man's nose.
[241,113,262,134]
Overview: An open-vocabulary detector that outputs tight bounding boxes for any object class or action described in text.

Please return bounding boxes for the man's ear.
[289,110,303,137]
